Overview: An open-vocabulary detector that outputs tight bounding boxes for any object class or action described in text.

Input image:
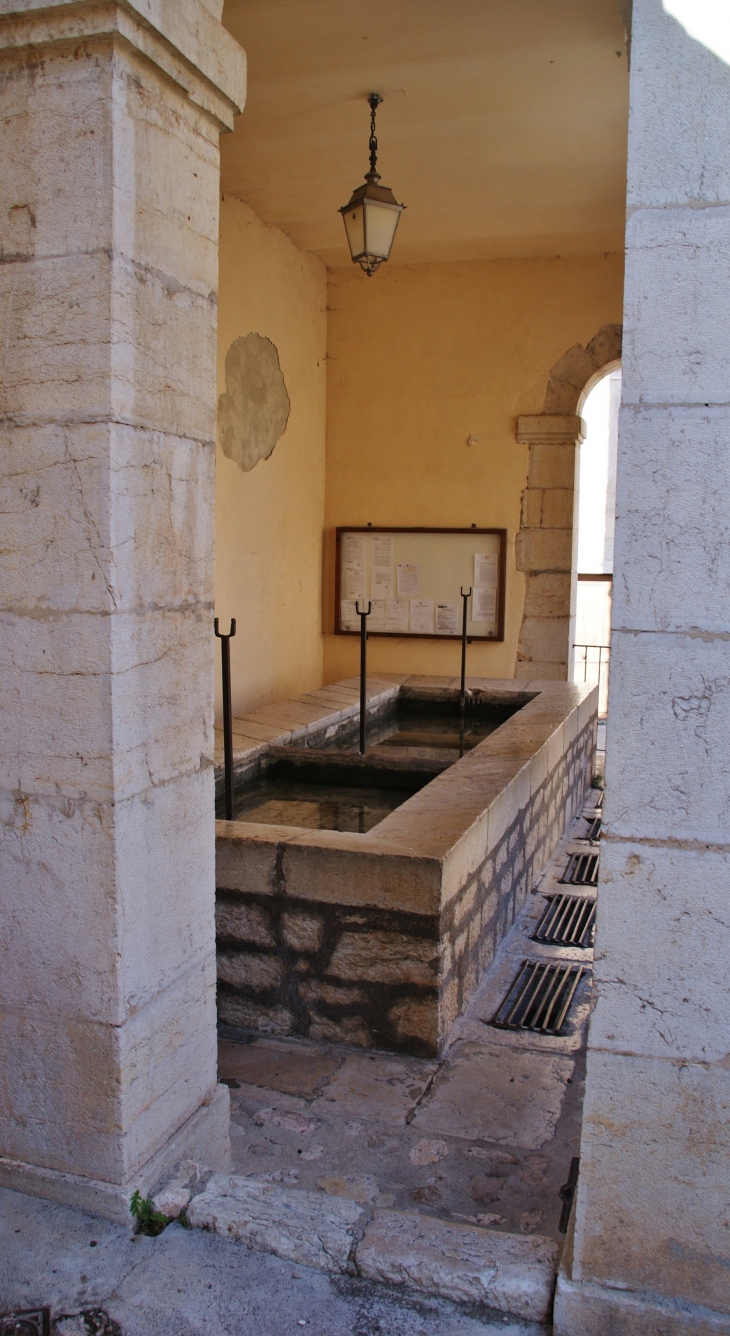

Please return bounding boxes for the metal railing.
[572,643,611,718]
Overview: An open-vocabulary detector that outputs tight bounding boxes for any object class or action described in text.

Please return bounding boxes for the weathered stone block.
[540,488,574,529]
[527,443,577,490]
[187,1174,365,1272]
[514,528,573,574]
[520,488,543,528]
[309,1014,372,1047]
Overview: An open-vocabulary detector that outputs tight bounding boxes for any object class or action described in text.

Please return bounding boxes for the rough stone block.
[514,528,573,574]
[216,829,280,896]
[217,996,294,1035]
[217,952,284,992]
[388,998,438,1049]
[517,616,570,666]
[356,1210,559,1320]
[308,1014,372,1047]
[521,488,543,528]
[187,1174,365,1272]
[326,932,438,987]
[216,900,275,948]
[281,910,324,954]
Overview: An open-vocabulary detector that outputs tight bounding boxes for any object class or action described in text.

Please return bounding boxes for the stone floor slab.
[357,1209,559,1321]
[412,1042,575,1149]
[219,1037,342,1097]
[313,1050,437,1125]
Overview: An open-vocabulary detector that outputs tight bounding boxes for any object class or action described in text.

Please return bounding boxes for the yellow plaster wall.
[323,253,624,684]
[215,197,327,717]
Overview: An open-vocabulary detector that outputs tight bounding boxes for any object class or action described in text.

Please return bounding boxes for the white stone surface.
[356,1210,559,1321]
[0,0,243,1217]
[187,1174,365,1272]
[604,631,730,842]
[567,1,730,1321]
[611,405,730,634]
[592,838,730,1062]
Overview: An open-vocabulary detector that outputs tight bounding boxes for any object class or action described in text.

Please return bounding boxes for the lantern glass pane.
[363,200,401,260]
[343,202,365,260]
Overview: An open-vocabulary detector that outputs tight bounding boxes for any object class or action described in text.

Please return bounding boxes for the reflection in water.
[230,779,413,833]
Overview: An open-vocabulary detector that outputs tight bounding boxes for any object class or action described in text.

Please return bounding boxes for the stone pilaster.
[514,414,584,680]
[555,0,730,1330]
[0,2,245,1219]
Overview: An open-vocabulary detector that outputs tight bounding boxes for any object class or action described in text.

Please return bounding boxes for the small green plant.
[591,773,605,790]
[130,1189,168,1236]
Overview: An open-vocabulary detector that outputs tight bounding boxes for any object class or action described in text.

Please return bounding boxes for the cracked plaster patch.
[218,332,290,472]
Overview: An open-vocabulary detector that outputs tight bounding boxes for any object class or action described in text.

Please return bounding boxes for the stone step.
[187,1174,559,1322]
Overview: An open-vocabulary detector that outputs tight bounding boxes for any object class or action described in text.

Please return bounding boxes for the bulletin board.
[335,527,507,641]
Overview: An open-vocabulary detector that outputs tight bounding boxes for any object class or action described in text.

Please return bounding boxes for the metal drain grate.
[0,1311,50,1336]
[582,815,601,842]
[533,893,596,947]
[560,850,599,887]
[492,960,586,1034]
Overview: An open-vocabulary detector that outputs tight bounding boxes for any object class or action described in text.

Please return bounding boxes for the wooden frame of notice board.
[335,527,507,641]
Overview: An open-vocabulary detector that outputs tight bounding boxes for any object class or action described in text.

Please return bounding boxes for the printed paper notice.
[341,533,367,600]
[396,562,420,597]
[474,552,498,589]
[368,599,387,632]
[410,599,434,634]
[436,602,460,635]
[385,598,410,633]
[340,599,360,632]
[472,587,497,623]
[370,534,393,598]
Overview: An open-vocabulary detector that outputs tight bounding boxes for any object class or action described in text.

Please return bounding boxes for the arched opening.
[570,365,621,739]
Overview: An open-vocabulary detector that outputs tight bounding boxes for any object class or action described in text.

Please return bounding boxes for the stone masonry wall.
[439,714,595,1038]
[215,716,595,1058]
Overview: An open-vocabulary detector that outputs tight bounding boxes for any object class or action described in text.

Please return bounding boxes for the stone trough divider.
[184,1172,559,1322]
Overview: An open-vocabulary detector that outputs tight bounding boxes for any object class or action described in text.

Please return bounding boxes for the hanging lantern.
[340,94,405,276]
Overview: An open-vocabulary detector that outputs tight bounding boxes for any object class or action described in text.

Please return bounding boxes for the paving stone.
[315,1052,437,1126]
[356,1210,559,1320]
[412,1042,574,1149]
[218,1039,341,1097]
[187,1174,365,1273]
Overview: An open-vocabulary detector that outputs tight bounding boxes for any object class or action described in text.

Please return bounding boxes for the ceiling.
[220,0,629,267]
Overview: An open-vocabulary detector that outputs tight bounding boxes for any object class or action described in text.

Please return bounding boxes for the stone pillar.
[555,0,730,1330]
[0,2,245,1220]
[514,414,584,680]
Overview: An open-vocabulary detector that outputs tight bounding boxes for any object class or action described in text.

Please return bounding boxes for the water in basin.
[226,774,419,832]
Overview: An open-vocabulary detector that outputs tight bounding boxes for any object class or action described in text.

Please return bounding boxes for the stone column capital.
[516,414,586,446]
[0,0,246,128]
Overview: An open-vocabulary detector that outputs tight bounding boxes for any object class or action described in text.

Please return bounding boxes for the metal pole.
[460,587,472,717]
[357,600,372,755]
[214,617,236,820]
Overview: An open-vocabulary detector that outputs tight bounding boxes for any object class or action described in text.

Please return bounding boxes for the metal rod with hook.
[214,617,236,820]
[357,600,372,755]
[459,587,472,716]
